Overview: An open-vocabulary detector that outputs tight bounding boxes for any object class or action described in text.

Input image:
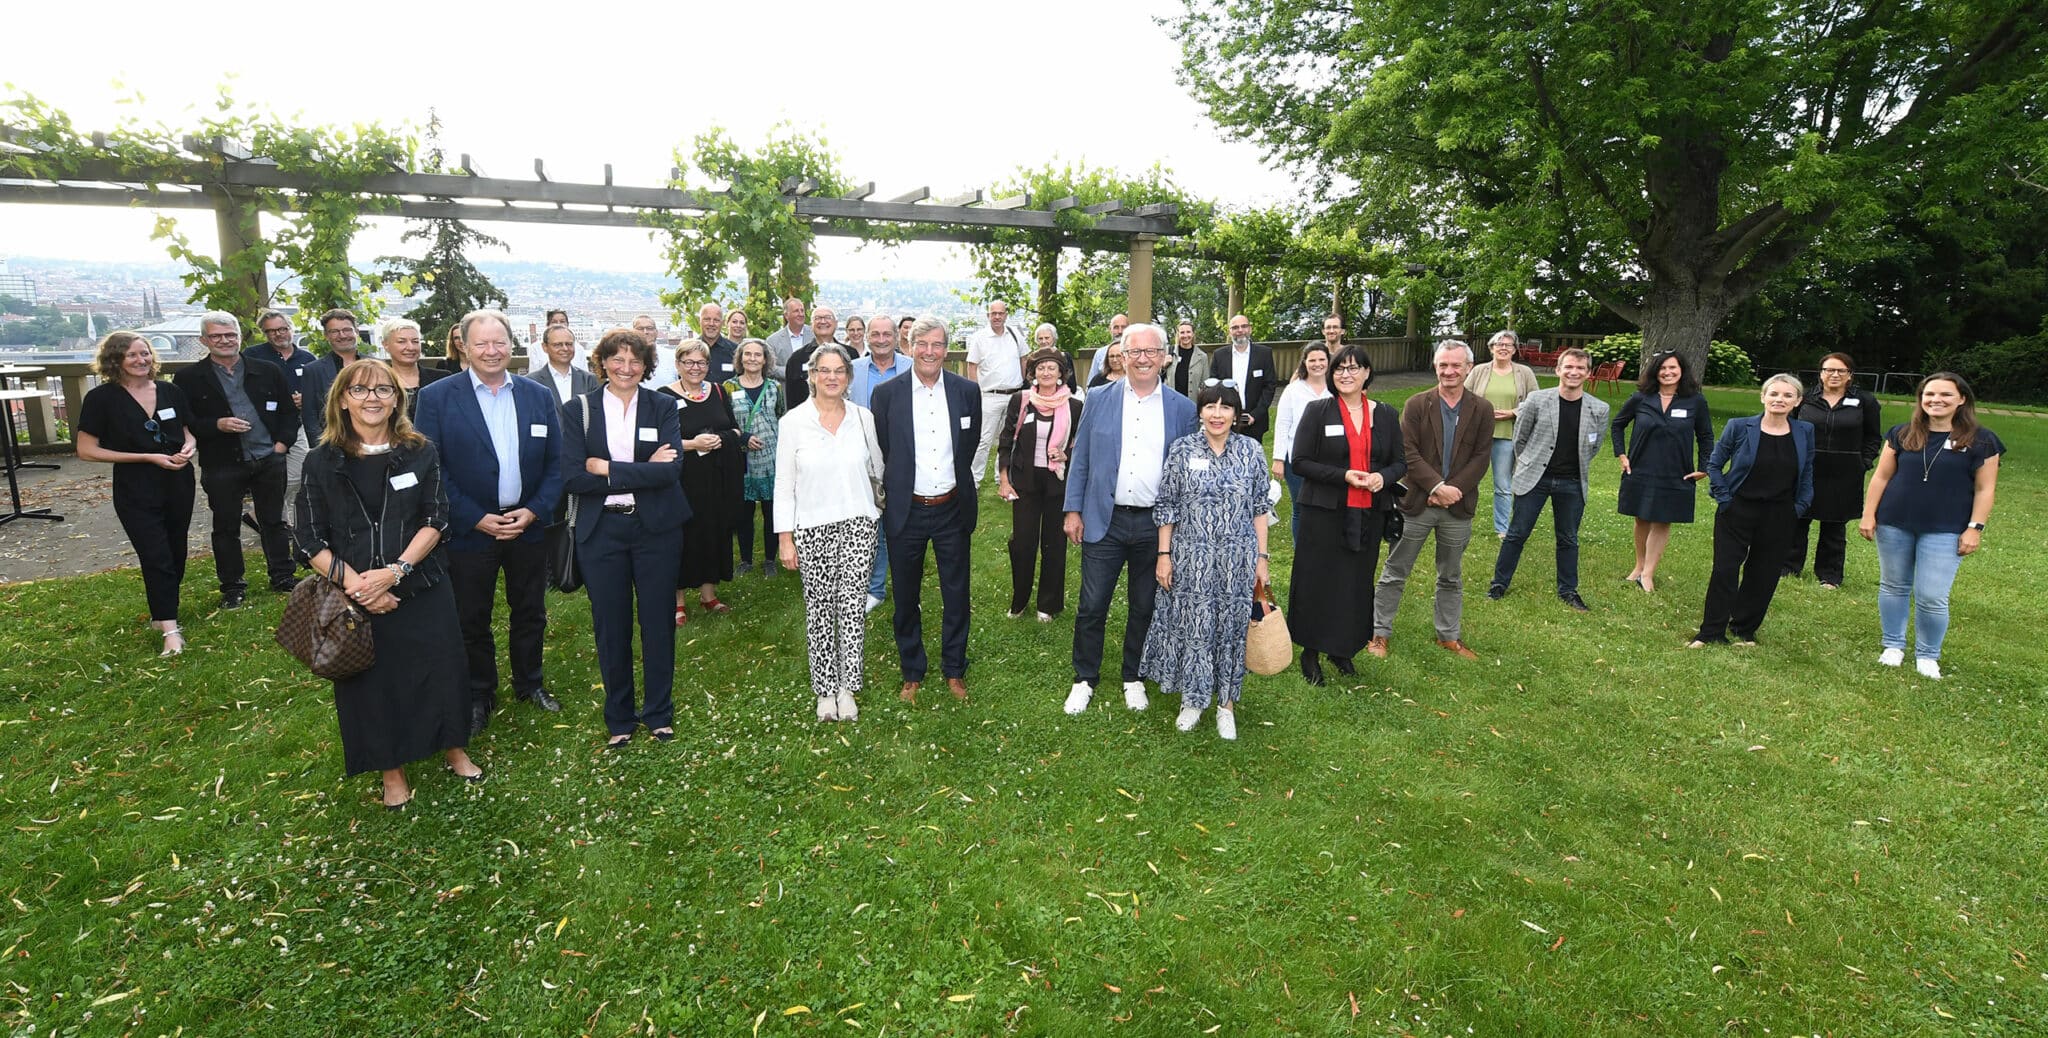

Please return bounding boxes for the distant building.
[0,260,35,305]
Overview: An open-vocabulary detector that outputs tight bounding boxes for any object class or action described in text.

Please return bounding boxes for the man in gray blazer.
[528,324,599,404]
[1487,348,1609,610]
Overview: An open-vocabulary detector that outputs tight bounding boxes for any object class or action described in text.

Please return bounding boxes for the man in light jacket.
[1487,348,1609,611]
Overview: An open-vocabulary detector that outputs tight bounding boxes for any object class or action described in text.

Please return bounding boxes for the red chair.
[1588,360,1625,395]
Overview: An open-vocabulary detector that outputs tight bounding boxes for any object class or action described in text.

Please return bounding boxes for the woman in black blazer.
[559,329,687,751]
[1287,346,1406,685]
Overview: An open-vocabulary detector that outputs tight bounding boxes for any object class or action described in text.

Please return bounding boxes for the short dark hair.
[318,308,358,330]
[1328,345,1376,389]
[256,309,290,331]
[545,309,568,323]
[594,327,655,373]
[1194,382,1243,415]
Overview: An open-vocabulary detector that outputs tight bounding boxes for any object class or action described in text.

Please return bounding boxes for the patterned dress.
[1140,432,1272,708]
[726,377,783,502]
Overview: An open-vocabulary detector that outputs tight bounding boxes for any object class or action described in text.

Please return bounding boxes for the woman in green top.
[1463,330,1539,537]
[724,338,785,575]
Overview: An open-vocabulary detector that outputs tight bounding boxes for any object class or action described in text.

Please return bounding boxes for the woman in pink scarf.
[997,347,1084,620]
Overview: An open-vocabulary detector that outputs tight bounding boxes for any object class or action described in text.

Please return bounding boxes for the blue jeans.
[1488,438,1515,535]
[1490,475,1586,596]
[1282,460,1304,541]
[1073,507,1160,684]
[1874,525,1964,660]
[867,528,889,601]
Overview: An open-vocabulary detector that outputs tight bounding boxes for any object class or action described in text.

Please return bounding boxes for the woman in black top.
[997,348,1083,619]
[1690,374,1815,648]
[293,359,478,810]
[379,318,451,421]
[1612,351,1715,593]
[75,331,199,657]
[1287,346,1406,685]
[656,340,745,621]
[1785,352,1881,587]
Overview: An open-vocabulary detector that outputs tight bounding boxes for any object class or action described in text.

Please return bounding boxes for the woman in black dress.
[1612,351,1714,593]
[1288,346,1405,685]
[996,347,1083,620]
[657,341,744,623]
[1786,352,1881,587]
[74,331,199,657]
[293,358,478,810]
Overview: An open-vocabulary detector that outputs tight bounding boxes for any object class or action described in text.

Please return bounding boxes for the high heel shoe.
[158,624,185,657]
[1300,651,1326,687]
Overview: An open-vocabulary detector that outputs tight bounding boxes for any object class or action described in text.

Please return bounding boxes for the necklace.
[361,442,393,455]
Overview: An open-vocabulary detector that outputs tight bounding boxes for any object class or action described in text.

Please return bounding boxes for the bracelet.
[1157,549,1171,556]
[1256,551,1270,559]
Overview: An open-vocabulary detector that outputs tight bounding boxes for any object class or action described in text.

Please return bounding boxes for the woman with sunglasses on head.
[1859,372,2003,680]
[1272,341,1334,541]
[1785,353,1881,588]
[293,359,479,810]
[1286,346,1405,685]
[75,331,200,657]
[1612,350,1715,593]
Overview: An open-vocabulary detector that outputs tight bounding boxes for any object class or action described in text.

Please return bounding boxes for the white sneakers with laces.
[1122,681,1149,711]
[1063,682,1093,715]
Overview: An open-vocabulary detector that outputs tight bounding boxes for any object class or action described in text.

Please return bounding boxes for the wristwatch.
[1966,521,1986,531]
[389,559,415,580]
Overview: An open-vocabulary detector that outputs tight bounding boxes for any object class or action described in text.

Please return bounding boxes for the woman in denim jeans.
[1858,373,2003,681]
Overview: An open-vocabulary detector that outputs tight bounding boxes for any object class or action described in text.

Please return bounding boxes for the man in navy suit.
[871,316,981,704]
[414,310,566,735]
[1060,323,1198,715]
[1209,313,1278,444]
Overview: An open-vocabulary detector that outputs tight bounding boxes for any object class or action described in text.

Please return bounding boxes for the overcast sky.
[0,0,1301,280]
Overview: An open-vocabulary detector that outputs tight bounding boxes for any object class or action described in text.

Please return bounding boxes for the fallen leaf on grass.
[1103,983,1122,993]
[555,916,570,937]
[947,993,975,1002]
[784,1006,810,1016]
[1522,920,1550,935]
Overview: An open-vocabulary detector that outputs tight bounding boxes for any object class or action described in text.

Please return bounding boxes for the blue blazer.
[1061,381,1199,542]
[871,370,982,537]
[1707,415,1816,516]
[557,388,689,541]
[414,371,567,552]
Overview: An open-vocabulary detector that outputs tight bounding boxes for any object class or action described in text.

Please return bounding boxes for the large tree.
[1170,0,2048,374]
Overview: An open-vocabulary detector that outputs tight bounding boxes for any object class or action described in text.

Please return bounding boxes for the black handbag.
[1382,484,1407,545]
[546,398,590,593]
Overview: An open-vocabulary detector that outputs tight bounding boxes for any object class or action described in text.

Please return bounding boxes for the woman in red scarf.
[997,348,1084,620]
[1287,346,1407,685]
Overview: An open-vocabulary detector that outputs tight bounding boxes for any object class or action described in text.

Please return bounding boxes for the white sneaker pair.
[1878,647,1943,679]
[817,692,859,721]
[1063,680,1149,714]
[1176,705,1237,738]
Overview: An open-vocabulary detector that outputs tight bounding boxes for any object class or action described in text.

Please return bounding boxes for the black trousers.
[114,469,195,621]
[448,535,549,710]
[1073,506,1160,684]
[887,496,972,681]
[1698,497,1797,642]
[578,509,678,736]
[199,452,292,592]
[1008,485,1068,615]
[1786,518,1849,585]
[736,499,774,565]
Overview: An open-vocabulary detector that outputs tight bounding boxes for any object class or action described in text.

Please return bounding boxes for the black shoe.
[1560,592,1590,612]
[220,589,246,610]
[1330,654,1357,676]
[271,575,301,593]
[1486,583,1507,601]
[520,688,562,713]
[241,512,260,534]
[1300,651,1326,687]
[469,704,490,737]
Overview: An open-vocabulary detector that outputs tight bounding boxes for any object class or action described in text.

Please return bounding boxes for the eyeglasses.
[1123,348,1164,358]
[1331,364,1366,374]
[1203,378,1240,388]
[202,332,239,341]
[1820,367,1851,375]
[680,359,709,368]
[345,384,398,400]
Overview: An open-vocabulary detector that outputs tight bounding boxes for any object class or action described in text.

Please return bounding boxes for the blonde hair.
[93,330,156,382]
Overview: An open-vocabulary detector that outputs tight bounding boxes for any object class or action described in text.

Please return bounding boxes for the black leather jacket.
[292,439,451,595]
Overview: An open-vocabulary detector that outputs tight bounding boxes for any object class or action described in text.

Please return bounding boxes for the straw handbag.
[1244,576,1292,676]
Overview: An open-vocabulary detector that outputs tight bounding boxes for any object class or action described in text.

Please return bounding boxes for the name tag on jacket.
[638,427,657,442]
[389,471,419,491]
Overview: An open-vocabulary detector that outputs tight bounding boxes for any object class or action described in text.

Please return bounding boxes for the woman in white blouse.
[1271,342,1334,540]
[775,343,883,722]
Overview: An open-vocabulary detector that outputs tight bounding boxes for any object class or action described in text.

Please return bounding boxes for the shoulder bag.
[276,555,376,681]
[545,396,591,593]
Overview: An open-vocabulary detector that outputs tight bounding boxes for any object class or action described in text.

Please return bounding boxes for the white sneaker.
[1915,658,1943,680]
[1007,608,1026,619]
[1216,709,1237,740]
[1036,612,1053,623]
[1175,706,1202,731]
[864,594,883,615]
[816,697,839,722]
[1122,681,1149,711]
[1878,647,1904,667]
[836,691,859,721]
[1063,682,1093,715]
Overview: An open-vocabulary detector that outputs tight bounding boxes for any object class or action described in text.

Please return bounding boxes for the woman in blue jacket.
[1689,374,1814,647]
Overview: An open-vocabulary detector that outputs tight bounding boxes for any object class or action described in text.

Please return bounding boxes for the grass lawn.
[2,385,2043,1036]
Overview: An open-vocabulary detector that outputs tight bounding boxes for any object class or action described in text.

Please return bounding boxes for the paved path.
[0,459,221,585]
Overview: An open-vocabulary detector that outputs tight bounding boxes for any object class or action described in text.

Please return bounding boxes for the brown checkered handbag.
[275,558,376,680]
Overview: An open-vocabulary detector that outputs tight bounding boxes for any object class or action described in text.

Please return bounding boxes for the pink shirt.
[602,389,638,507]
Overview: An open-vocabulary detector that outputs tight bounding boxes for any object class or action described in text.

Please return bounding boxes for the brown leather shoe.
[1436,638,1479,660]
[947,677,968,700]
[1365,636,1389,659]
[899,681,920,703]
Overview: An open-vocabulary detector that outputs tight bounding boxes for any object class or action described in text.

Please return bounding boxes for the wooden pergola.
[0,129,1186,318]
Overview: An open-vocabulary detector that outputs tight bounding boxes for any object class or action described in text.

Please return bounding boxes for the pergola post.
[1226,264,1247,321]
[1126,234,1157,323]
[209,190,268,319]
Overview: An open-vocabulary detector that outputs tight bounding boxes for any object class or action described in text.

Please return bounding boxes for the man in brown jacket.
[1369,340,1495,659]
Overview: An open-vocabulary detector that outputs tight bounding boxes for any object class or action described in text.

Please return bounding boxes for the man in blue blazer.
[870,316,981,704]
[414,310,566,736]
[1060,323,1199,715]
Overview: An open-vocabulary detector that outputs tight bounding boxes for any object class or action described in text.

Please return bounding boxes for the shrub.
[1926,317,2048,403]
[1588,331,1756,386]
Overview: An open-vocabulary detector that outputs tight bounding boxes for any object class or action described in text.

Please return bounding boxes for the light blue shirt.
[849,353,908,408]
[471,370,525,509]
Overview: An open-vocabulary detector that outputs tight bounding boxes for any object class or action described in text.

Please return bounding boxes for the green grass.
[3,386,2044,1035]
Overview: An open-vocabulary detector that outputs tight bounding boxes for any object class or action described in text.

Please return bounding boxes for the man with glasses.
[1060,323,1198,715]
[632,315,675,387]
[297,309,367,450]
[1787,354,1883,587]
[173,311,299,608]
[1486,348,1608,611]
[964,299,1029,486]
[1210,313,1277,443]
[415,310,566,735]
[241,309,319,503]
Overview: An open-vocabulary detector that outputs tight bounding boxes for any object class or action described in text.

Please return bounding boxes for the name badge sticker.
[959,416,972,430]
[1188,457,1212,472]
[1324,424,1344,436]
[1252,369,1264,377]
[156,407,177,420]
[1844,398,1861,406]
[1588,432,1600,444]
[264,400,278,411]
[1671,408,1689,418]
[295,367,305,376]
[720,363,733,372]
[529,423,549,438]
[389,471,419,491]
[638,427,658,442]
[1021,414,1036,424]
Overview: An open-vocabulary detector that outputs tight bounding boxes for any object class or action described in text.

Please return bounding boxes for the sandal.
[158,624,185,657]
[673,603,688,627]
[651,728,676,743]
[382,787,413,811]
[700,598,732,614]
[605,734,632,752]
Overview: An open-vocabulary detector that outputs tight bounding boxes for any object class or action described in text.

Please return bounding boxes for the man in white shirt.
[762,296,811,378]
[632,314,676,388]
[530,324,597,404]
[963,299,1029,486]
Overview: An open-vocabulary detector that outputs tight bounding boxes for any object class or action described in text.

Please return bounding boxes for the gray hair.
[1034,322,1058,344]
[1123,323,1168,351]
[1487,329,1520,349]
[459,309,517,345]
[865,314,895,334]
[378,317,422,344]
[986,299,1008,313]
[197,310,239,334]
[1433,339,1474,365]
[806,342,855,394]
[1762,372,1804,398]
[736,337,770,368]
[907,315,949,346]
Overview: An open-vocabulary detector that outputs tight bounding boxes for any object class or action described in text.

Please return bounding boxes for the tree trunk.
[1638,279,1731,382]
[1330,274,1350,325]
[1034,244,1059,324]
[1227,264,1247,319]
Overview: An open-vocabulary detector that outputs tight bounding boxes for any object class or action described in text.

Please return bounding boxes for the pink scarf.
[1019,384,1074,479]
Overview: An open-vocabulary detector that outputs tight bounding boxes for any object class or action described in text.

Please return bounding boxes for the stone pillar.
[1126,234,1157,324]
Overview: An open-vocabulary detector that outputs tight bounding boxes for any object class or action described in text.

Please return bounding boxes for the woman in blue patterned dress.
[1141,382,1273,741]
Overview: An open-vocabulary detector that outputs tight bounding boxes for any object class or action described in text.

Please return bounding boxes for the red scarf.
[1341,398,1373,508]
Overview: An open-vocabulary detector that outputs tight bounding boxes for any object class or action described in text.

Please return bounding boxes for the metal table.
[0,365,60,473]
[0,388,62,525]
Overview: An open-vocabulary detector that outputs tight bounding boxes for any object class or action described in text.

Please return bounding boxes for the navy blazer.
[557,388,689,542]
[1706,415,1816,516]
[1061,380,1199,542]
[172,356,299,469]
[413,370,566,552]
[871,370,982,537]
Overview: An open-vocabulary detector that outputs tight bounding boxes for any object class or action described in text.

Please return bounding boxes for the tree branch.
[1704,202,1794,282]
[1524,50,1630,225]
[1720,203,1837,302]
